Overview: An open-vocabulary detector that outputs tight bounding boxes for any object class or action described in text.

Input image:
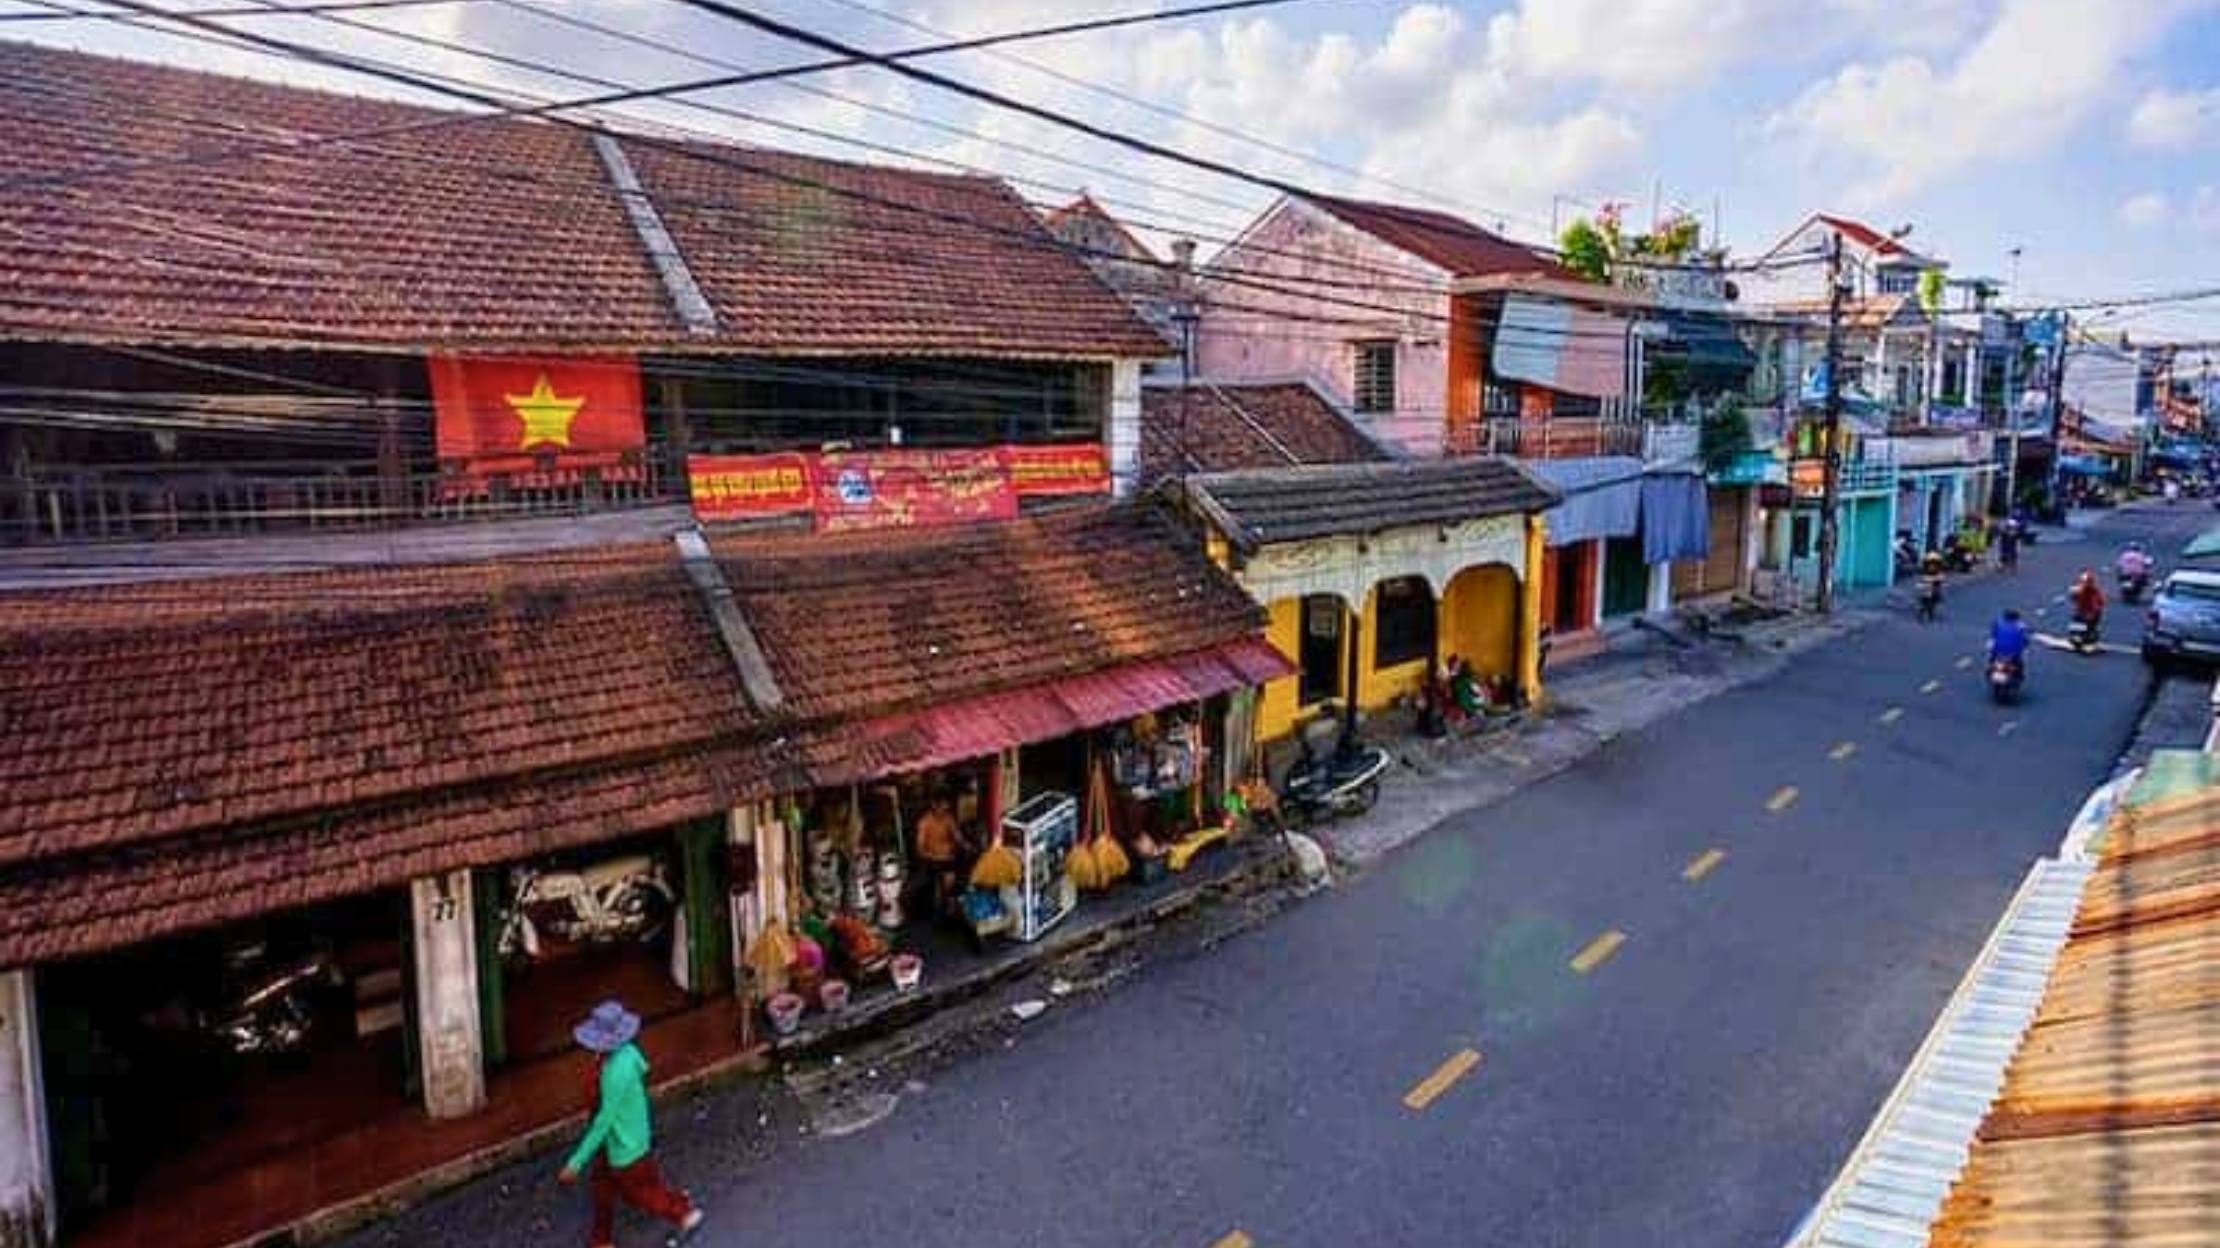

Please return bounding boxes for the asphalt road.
[358,503,2214,1248]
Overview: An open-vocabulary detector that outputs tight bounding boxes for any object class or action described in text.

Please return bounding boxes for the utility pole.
[2045,312,2071,512]
[2001,316,2020,516]
[1816,231,1846,614]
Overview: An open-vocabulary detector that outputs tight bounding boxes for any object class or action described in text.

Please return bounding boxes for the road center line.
[1920,679,1942,694]
[1682,848,1726,881]
[1955,655,1973,670]
[1829,741,1857,762]
[1879,707,1905,724]
[1766,785,1800,813]
[1210,1233,1255,1248]
[1999,720,2020,737]
[1570,929,1627,974]
[1401,1048,1482,1111]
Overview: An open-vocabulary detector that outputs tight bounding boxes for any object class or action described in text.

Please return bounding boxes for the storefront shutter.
[680,819,732,1000]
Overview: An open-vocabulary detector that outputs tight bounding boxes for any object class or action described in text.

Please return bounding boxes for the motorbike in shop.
[140,939,347,1058]
[498,854,676,969]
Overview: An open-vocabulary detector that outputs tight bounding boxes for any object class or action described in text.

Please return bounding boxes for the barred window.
[1353,340,1397,414]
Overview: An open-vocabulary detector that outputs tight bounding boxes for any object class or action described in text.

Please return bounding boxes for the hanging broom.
[744,919,796,996]
[1066,835,1103,892]
[970,836,1022,890]
[1089,757,1131,883]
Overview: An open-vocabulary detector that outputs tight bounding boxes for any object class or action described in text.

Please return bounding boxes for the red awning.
[818,637,1293,782]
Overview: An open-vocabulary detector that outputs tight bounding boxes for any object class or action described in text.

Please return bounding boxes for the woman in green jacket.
[558,1001,705,1248]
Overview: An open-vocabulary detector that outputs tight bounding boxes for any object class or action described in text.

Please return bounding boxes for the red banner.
[1004,443,1110,496]
[429,355,646,485]
[687,453,813,521]
[814,448,1017,532]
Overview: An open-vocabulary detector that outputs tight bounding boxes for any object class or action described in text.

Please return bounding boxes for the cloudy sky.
[8,0,2219,340]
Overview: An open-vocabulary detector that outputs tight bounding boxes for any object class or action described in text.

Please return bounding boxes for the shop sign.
[813,447,1017,532]
[684,442,1109,531]
[1789,457,1827,498]
[1005,443,1110,496]
[429,354,646,488]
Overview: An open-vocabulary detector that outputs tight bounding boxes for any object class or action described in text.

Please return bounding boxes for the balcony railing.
[1,450,684,545]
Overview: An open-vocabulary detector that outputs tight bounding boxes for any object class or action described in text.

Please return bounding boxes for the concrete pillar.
[1738,487,1763,597]
[1645,554,1673,615]
[0,970,53,1248]
[410,870,486,1121]
[1107,360,1142,500]
[1963,340,1979,407]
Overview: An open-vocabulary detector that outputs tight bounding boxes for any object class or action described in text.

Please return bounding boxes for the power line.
[801,0,1534,232]
[1,0,1314,193]
[0,0,462,19]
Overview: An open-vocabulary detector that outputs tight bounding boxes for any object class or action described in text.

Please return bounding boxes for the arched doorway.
[1440,563,1521,688]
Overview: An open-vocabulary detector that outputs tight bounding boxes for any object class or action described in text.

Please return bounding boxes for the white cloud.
[1765,0,2211,206]
[2127,85,2220,148]
[2118,191,2172,228]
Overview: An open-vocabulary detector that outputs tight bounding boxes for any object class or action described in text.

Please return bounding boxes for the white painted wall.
[1108,359,1143,498]
[0,971,51,1248]
[411,871,486,1121]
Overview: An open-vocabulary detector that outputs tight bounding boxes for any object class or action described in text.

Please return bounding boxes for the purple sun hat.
[573,1000,641,1054]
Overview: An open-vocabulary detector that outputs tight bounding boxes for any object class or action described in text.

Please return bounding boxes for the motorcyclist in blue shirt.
[1989,608,2031,667]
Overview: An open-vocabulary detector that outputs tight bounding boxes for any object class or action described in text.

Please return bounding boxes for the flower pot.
[819,979,851,1014]
[766,992,805,1036]
[891,953,923,992]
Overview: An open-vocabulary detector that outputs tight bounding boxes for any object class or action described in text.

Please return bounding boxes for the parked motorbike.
[1987,655,2025,704]
[1280,714,1391,827]
[141,940,345,1058]
[499,855,675,966]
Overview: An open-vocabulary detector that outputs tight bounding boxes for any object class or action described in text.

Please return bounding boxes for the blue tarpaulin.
[1529,456,1643,546]
[1641,472,1709,564]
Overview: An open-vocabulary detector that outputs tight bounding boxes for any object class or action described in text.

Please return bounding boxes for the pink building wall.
[1194,199,1450,458]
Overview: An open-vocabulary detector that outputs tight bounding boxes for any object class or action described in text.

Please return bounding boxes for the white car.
[2142,569,2220,667]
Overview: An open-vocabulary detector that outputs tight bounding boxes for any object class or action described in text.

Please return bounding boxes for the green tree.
[1699,399,1754,474]
[1558,218,1610,282]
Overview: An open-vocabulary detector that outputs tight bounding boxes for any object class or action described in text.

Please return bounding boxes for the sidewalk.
[1312,605,1877,868]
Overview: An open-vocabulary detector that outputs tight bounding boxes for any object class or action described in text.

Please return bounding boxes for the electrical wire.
[0,0,463,18]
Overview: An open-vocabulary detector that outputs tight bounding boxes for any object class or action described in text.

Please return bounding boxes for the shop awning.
[831,638,1294,780]
[1641,472,1710,564]
[1528,455,1643,546]
[1491,293,1630,398]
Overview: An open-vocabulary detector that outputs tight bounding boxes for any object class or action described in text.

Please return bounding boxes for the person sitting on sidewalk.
[559,1001,705,1248]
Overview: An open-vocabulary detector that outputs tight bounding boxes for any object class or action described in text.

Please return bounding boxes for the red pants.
[590,1156,693,1246]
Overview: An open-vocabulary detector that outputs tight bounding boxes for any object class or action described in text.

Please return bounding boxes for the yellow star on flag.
[505,372,586,449]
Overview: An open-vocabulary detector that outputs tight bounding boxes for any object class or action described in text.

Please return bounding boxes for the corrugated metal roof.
[1793,856,2092,1248]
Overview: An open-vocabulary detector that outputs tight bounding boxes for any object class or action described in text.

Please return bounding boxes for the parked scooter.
[141,939,346,1058]
[499,855,675,967]
[1279,711,1391,827]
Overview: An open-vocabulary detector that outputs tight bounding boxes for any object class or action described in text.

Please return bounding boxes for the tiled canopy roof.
[1186,457,1558,552]
[1140,380,1389,480]
[1305,193,1569,280]
[0,40,1165,358]
[0,506,1262,963]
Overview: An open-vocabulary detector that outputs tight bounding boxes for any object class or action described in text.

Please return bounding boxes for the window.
[1877,268,1918,295]
[1373,576,1436,669]
[1297,594,1345,706]
[1353,340,1396,414]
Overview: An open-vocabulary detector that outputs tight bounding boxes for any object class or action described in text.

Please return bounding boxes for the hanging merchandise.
[1087,758,1132,884]
[875,854,907,929]
[745,920,796,996]
[970,840,1022,890]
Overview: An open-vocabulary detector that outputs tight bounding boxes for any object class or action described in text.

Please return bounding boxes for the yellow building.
[1177,459,1559,743]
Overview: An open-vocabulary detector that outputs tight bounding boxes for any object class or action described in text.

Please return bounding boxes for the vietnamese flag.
[429,354,646,484]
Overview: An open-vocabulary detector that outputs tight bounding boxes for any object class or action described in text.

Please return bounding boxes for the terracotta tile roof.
[1763,293,1917,331]
[0,506,1263,962]
[714,503,1265,723]
[1140,380,1389,481]
[1814,213,1903,257]
[1184,458,1557,552]
[0,41,1167,358]
[1926,774,2220,1246]
[1304,193,1569,280]
[0,40,681,352]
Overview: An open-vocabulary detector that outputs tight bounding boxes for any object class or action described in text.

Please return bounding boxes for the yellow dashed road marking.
[1571,929,1627,974]
[1920,679,1942,694]
[1955,656,1973,670]
[1210,1234,1254,1248]
[1766,785,1800,813]
[1999,721,2019,737]
[1401,1048,1483,1111]
[1829,741,1858,762]
[1682,848,1726,882]
[1879,707,1905,725]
